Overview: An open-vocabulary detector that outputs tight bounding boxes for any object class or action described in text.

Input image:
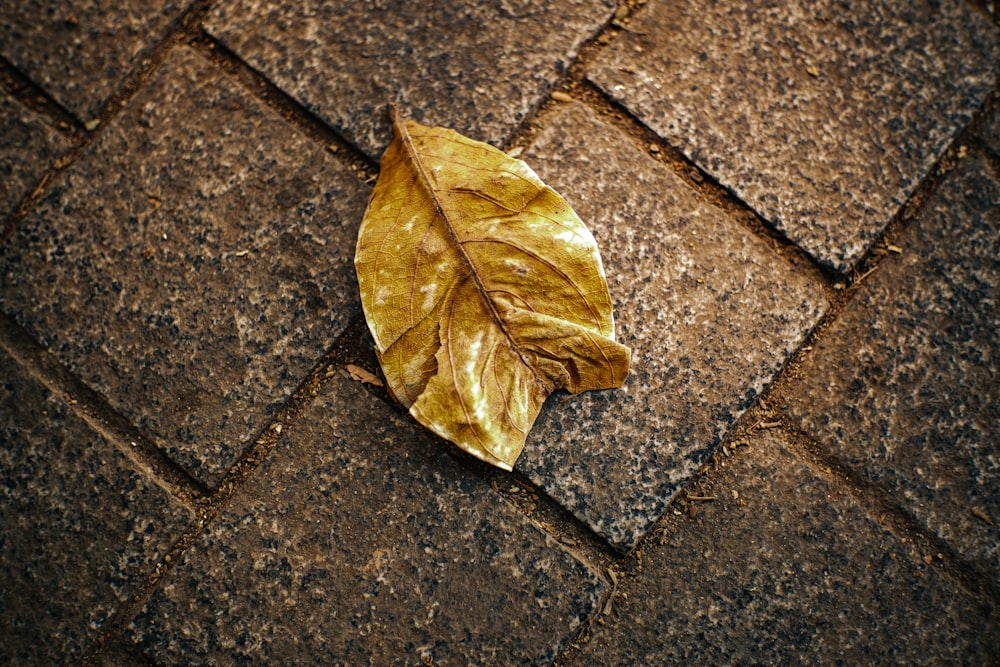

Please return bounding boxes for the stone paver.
[984,101,1000,157]
[128,374,605,665]
[0,0,189,121]
[205,0,615,157]
[782,145,1000,579]
[588,0,1000,272]
[0,46,369,488]
[517,103,826,550]
[0,345,193,665]
[0,91,68,220]
[567,431,998,665]
[0,2,997,664]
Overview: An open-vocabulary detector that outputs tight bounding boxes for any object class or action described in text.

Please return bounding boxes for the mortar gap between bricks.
[834,109,992,293]
[0,0,219,245]
[552,421,770,665]
[0,54,86,137]
[575,65,996,290]
[0,54,86,244]
[1,122,107,245]
[559,305,851,576]
[190,33,380,182]
[77,313,377,665]
[556,0,655,89]
[327,317,630,604]
[582,79,851,284]
[817,93,1000,338]
[59,0,216,139]
[636,381,800,540]
[347,313,627,570]
[494,3,635,153]
[501,2,658,156]
[490,459,626,566]
[778,419,1000,604]
[207,314,375,503]
[0,311,209,505]
[835,83,996,283]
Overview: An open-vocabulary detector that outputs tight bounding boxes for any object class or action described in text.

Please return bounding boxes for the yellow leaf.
[355,107,630,470]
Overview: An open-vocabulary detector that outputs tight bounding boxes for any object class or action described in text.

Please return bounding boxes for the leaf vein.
[392,107,553,393]
[462,238,604,328]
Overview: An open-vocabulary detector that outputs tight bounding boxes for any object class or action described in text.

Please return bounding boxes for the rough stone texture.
[984,100,1000,157]
[0,346,192,666]
[782,148,1000,579]
[205,0,615,158]
[568,431,998,665]
[0,91,68,219]
[129,375,605,665]
[0,47,369,487]
[588,0,1000,272]
[516,103,827,550]
[0,0,189,121]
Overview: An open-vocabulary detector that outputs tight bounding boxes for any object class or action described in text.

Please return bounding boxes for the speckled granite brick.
[0,91,68,219]
[567,431,998,664]
[205,0,614,157]
[0,346,192,665]
[588,0,1000,272]
[782,150,1000,579]
[516,103,827,551]
[0,0,188,121]
[0,47,369,487]
[129,375,605,665]
[984,100,1000,157]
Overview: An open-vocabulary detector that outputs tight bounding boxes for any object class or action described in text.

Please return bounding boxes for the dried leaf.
[355,107,630,470]
[345,364,383,387]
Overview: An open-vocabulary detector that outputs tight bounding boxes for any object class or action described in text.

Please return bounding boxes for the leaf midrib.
[389,106,553,393]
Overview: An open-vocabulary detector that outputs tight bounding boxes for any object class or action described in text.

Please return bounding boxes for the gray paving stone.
[0,47,369,487]
[516,103,827,551]
[984,100,1000,157]
[782,148,1000,580]
[567,431,998,665]
[0,346,193,666]
[128,375,605,665]
[205,0,615,158]
[588,0,1000,272]
[0,91,68,219]
[0,0,189,121]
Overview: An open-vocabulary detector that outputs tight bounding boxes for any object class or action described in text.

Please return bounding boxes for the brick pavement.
[1,1,998,664]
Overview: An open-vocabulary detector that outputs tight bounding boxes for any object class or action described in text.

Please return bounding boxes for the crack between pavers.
[0,311,210,504]
[777,419,1000,604]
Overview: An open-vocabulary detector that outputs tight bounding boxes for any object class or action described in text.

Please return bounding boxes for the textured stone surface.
[568,431,998,665]
[0,346,192,665]
[0,0,188,121]
[205,0,614,157]
[0,91,68,219]
[588,0,1000,272]
[984,100,1000,157]
[782,149,1000,579]
[0,47,369,487]
[516,104,826,550]
[129,375,605,665]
